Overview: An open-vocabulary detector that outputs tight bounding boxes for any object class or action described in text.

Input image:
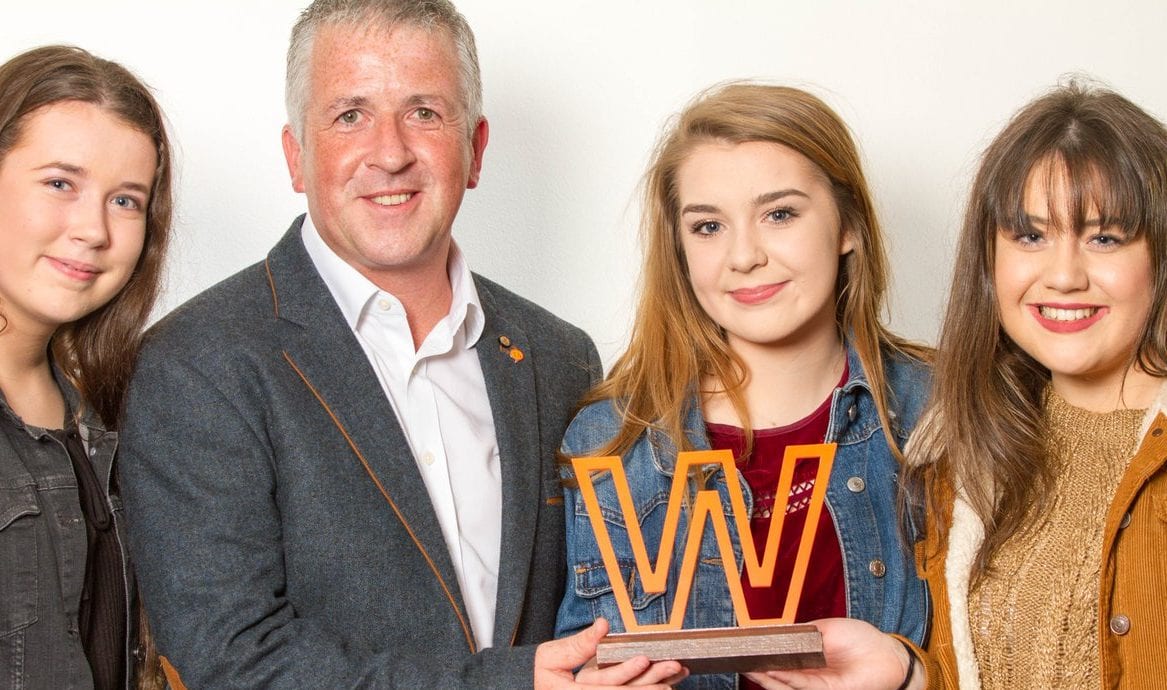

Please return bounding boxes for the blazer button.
[868,559,886,578]
[846,476,866,493]
[1109,614,1131,635]
[1119,512,1132,529]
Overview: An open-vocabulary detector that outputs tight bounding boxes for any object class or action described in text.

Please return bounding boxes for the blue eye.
[692,221,721,235]
[767,208,795,223]
[47,178,72,191]
[112,195,141,210]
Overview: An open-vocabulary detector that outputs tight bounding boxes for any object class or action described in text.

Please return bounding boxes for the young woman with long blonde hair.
[555,82,931,690]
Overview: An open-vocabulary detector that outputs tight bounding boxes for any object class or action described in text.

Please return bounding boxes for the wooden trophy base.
[596,624,825,675]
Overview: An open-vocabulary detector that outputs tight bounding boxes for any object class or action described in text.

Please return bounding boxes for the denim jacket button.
[846,476,866,493]
[868,559,886,578]
[847,405,858,422]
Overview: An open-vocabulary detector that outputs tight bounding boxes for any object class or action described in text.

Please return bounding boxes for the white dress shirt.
[301,217,501,650]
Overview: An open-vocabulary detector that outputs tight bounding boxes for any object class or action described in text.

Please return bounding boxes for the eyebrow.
[36,161,152,195]
[680,188,810,216]
[1024,214,1104,228]
[325,96,369,112]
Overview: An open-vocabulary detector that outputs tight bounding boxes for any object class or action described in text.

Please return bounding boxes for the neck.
[363,244,455,351]
[0,324,66,428]
[1052,365,1162,413]
[703,326,847,428]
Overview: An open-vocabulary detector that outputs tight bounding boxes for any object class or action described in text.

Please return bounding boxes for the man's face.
[282,23,488,286]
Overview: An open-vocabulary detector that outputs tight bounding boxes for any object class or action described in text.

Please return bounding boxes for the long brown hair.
[906,81,1167,577]
[0,45,173,429]
[585,82,928,462]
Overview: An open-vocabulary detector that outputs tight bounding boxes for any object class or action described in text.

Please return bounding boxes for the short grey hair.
[285,0,483,140]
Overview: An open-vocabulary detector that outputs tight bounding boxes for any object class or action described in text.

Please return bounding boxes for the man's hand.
[533,619,687,689]
[744,618,921,690]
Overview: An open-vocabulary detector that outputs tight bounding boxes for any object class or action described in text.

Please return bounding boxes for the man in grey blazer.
[119,1,682,688]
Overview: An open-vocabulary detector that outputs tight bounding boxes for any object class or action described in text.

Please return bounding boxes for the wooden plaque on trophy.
[572,445,837,674]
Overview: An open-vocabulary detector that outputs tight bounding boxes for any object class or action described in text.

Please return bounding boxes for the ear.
[839,223,856,256]
[281,124,306,193]
[466,117,489,189]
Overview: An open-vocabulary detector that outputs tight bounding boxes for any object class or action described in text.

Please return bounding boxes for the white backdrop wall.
[4,1,1165,364]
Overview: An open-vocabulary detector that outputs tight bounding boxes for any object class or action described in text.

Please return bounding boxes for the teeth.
[1039,306,1097,321]
[371,193,412,206]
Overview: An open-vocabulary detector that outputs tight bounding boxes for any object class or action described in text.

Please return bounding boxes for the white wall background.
[4,1,1165,364]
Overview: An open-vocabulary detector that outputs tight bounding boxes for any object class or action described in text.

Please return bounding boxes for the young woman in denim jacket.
[555,83,931,689]
[0,46,173,690]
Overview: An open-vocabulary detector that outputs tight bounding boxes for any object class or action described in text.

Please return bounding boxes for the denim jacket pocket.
[572,559,669,629]
[0,484,40,635]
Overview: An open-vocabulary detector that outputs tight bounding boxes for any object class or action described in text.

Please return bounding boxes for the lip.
[1028,303,1106,333]
[363,190,418,209]
[47,256,101,282]
[729,282,787,305]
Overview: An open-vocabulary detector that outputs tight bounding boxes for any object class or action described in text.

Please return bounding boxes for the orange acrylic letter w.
[572,445,835,632]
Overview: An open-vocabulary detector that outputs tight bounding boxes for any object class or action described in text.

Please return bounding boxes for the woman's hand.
[744,618,919,690]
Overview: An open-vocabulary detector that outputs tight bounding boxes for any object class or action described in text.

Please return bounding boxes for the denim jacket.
[0,383,137,690]
[555,345,931,689]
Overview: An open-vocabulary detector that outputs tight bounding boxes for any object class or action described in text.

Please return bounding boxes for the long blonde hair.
[586,82,927,462]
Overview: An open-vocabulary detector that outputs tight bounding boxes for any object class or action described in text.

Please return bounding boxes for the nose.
[367,118,416,174]
[728,225,767,273]
[68,200,112,249]
[1043,234,1089,292]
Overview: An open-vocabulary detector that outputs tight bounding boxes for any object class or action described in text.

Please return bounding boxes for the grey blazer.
[119,219,601,688]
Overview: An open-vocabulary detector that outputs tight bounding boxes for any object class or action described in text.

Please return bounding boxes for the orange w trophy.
[571,444,835,674]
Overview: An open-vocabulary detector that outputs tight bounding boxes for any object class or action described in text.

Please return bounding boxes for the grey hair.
[285,0,482,140]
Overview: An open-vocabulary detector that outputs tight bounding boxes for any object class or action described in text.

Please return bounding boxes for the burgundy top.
[705,376,846,690]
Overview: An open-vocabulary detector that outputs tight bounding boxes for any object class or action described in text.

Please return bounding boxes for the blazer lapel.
[266,221,472,637]
[474,277,543,647]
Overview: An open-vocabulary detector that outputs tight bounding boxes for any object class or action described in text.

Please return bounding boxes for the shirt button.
[422,451,435,466]
[377,298,392,311]
[846,476,866,493]
[868,559,886,578]
[1119,512,1132,529]
[1109,614,1131,635]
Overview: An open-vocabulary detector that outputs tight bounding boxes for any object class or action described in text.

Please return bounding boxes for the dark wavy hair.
[906,80,1167,577]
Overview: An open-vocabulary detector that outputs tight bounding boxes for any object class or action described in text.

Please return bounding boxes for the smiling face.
[676,140,853,357]
[994,159,1155,403]
[282,22,488,290]
[0,100,155,337]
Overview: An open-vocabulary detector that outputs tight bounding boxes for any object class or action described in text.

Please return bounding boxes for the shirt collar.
[300,214,484,350]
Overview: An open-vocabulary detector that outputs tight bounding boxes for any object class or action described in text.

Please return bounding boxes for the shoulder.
[473,274,599,387]
[473,274,593,350]
[562,398,625,455]
[880,349,932,413]
[138,260,276,371]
